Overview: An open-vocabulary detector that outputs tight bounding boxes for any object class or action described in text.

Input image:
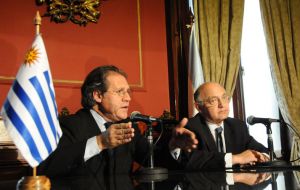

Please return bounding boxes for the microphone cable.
[138,120,166,167]
[153,120,164,146]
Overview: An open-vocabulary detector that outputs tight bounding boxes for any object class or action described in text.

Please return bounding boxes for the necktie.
[215,127,224,153]
[104,122,112,129]
[216,128,227,190]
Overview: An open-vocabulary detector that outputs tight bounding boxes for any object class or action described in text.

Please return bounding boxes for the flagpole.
[33,167,37,177]
[35,11,42,36]
[33,10,40,179]
[16,11,51,190]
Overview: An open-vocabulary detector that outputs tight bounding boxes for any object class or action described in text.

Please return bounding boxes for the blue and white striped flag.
[188,22,204,116]
[1,34,62,167]
[188,0,204,116]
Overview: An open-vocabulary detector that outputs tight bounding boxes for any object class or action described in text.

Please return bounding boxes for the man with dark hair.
[80,66,128,109]
[185,82,269,170]
[38,65,198,176]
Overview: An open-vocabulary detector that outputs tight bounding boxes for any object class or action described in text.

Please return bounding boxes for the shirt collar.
[206,121,224,142]
[90,109,107,132]
[206,121,224,131]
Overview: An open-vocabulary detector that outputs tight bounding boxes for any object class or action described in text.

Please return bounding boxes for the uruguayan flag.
[188,1,204,116]
[1,34,62,167]
[188,23,204,92]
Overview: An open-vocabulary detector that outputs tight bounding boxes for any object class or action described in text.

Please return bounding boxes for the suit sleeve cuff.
[226,173,234,185]
[170,148,181,160]
[225,153,234,184]
[225,153,233,168]
[84,136,102,162]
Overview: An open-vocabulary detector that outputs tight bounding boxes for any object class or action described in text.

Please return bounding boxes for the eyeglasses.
[106,89,132,97]
[197,94,230,106]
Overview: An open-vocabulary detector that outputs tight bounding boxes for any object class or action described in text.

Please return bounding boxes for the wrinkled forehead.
[105,72,129,89]
[200,83,226,99]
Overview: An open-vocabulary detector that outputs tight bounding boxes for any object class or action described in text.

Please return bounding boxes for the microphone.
[247,115,281,125]
[130,111,160,123]
[130,111,179,124]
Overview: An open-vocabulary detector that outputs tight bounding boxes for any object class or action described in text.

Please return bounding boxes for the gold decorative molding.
[0,76,15,82]
[0,76,84,86]
[135,0,144,88]
[0,0,143,88]
[36,0,101,26]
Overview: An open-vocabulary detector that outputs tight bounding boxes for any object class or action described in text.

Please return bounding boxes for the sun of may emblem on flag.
[24,46,40,65]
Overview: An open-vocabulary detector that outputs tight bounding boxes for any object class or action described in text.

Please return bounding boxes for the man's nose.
[218,98,224,107]
[123,92,131,101]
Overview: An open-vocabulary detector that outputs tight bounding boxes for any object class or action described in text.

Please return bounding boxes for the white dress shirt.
[207,121,234,184]
[83,109,107,161]
[207,121,233,169]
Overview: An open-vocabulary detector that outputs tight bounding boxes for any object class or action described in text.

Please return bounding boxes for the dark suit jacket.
[51,174,134,190]
[38,109,179,177]
[185,113,268,170]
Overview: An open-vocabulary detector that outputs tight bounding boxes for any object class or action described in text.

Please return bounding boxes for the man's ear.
[93,91,102,103]
[194,102,202,113]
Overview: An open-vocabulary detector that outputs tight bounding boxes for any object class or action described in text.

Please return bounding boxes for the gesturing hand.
[169,118,198,152]
[97,122,135,149]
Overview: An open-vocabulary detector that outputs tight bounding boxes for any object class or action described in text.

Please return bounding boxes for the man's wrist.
[232,154,240,165]
[96,132,109,150]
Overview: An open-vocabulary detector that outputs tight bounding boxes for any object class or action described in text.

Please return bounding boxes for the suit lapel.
[86,110,103,136]
[86,110,115,173]
[196,115,218,152]
[224,121,233,152]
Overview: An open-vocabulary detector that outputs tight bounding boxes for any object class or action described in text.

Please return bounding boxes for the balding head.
[194,82,230,125]
[194,82,226,103]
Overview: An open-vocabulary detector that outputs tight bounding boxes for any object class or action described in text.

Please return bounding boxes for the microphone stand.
[262,122,289,167]
[271,172,278,190]
[265,122,274,161]
[135,121,168,182]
